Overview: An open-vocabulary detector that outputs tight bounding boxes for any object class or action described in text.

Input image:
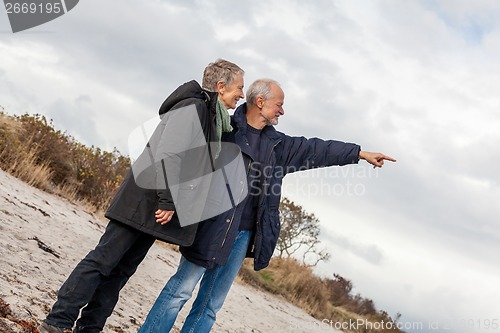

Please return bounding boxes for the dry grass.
[0,114,53,192]
[4,146,54,191]
[0,111,130,211]
[239,258,342,322]
[239,257,404,333]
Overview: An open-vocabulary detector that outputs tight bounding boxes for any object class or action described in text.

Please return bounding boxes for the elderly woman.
[38,59,245,333]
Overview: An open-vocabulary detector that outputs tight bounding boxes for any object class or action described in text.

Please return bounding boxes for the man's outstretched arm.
[359,151,397,168]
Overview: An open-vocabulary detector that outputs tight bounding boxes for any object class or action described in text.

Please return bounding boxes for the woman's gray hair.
[202,59,244,92]
[246,79,281,106]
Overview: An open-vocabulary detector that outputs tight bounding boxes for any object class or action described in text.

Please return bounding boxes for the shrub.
[0,111,130,210]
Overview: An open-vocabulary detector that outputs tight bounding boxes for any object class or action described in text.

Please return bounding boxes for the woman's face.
[218,73,245,109]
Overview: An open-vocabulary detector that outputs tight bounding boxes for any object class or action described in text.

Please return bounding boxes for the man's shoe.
[38,322,72,333]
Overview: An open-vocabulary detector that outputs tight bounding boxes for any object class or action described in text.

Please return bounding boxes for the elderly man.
[138,78,395,333]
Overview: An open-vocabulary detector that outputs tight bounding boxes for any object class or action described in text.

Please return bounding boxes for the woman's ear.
[216,81,225,94]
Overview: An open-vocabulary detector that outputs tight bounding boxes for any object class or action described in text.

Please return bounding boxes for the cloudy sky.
[1,1,500,332]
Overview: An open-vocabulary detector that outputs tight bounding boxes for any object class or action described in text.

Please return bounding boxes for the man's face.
[219,73,245,109]
[260,84,285,126]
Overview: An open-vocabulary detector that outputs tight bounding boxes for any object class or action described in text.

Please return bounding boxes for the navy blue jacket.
[180,103,361,270]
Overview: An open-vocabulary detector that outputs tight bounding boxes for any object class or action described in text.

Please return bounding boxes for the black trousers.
[44,220,156,333]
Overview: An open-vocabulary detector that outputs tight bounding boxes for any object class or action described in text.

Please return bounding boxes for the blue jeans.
[44,220,156,333]
[138,230,252,333]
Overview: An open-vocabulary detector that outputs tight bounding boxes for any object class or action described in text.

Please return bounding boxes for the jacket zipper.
[220,160,252,249]
[251,139,281,254]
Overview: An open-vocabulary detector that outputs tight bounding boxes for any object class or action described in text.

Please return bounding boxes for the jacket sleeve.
[278,134,361,174]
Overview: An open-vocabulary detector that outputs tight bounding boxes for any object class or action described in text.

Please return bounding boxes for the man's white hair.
[246,79,281,106]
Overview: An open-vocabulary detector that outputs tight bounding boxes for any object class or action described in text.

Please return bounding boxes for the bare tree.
[275,198,331,267]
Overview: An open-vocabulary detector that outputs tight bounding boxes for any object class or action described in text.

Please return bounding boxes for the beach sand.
[0,169,338,333]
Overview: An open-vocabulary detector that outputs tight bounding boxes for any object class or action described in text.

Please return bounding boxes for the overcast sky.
[1,1,500,332]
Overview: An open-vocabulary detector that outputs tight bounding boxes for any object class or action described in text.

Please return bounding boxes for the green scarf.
[215,99,233,158]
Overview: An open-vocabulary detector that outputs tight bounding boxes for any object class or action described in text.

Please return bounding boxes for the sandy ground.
[0,169,339,333]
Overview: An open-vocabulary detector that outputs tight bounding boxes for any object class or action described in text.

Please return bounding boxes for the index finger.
[381,154,397,162]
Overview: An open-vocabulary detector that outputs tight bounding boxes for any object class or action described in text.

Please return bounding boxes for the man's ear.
[256,96,265,108]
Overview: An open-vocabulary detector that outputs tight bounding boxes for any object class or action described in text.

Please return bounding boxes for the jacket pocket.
[259,208,281,263]
[269,208,281,239]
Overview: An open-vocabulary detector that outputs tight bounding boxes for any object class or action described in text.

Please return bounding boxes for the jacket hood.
[159,80,216,115]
